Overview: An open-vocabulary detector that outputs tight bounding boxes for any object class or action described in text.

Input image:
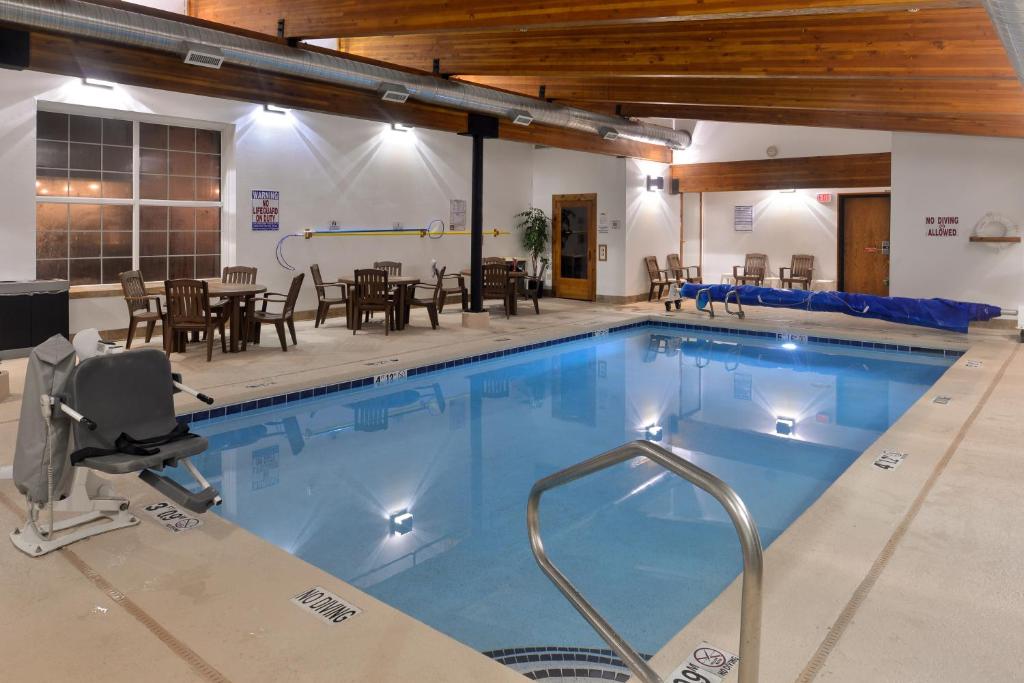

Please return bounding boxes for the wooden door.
[552,194,597,301]
[839,194,891,296]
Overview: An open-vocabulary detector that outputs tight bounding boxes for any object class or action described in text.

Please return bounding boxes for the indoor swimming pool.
[178,326,953,656]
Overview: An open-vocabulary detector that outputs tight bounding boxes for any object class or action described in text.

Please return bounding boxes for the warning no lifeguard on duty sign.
[666,641,739,683]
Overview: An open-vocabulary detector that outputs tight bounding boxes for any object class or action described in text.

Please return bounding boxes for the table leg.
[228,296,241,353]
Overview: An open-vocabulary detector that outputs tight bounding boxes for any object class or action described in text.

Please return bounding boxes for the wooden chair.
[780,254,814,290]
[212,265,257,333]
[118,270,163,350]
[310,263,347,327]
[666,254,703,284]
[733,253,768,286]
[482,256,506,266]
[352,269,396,335]
[373,261,402,277]
[409,267,444,329]
[518,261,547,314]
[482,262,515,318]
[248,273,304,352]
[644,256,673,301]
[163,279,227,362]
[433,264,468,313]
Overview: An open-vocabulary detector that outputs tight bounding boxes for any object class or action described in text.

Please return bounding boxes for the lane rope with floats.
[275,219,510,270]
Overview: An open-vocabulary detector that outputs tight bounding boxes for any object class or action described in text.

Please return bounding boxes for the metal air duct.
[984,0,1024,87]
[0,0,691,150]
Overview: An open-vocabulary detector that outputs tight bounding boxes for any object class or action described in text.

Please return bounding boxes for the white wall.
[531,148,628,296]
[0,70,534,332]
[624,158,680,297]
[701,188,876,285]
[123,0,187,12]
[891,132,1024,309]
[674,121,892,165]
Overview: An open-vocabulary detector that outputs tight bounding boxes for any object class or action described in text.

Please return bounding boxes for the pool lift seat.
[10,338,220,557]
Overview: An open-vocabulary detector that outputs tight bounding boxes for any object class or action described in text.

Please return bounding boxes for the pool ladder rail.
[526,440,763,683]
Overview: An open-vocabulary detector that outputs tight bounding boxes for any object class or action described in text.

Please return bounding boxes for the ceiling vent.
[509,109,534,126]
[182,42,223,69]
[599,127,619,141]
[379,83,410,103]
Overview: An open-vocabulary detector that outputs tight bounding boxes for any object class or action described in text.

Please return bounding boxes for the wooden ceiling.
[191,0,1024,138]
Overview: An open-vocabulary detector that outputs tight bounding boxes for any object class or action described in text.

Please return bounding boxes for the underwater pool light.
[781,342,798,351]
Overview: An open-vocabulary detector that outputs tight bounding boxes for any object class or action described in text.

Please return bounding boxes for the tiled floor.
[0,299,1020,682]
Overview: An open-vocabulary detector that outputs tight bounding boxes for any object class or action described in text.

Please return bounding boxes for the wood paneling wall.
[670,153,892,192]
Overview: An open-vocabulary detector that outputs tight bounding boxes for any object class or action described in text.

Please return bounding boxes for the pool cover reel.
[681,284,1001,333]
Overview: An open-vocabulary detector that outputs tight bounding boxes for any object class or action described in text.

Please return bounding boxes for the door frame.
[551,193,598,301]
[837,192,891,293]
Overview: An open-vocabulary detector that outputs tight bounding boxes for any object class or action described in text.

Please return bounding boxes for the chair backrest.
[310,263,326,291]
[482,256,505,265]
[666,253,683,277]
[644,256,662,281]
[744,253,768,277]
[482,262,510,296]
[164,279,211,327]
[119,270,148,313]
[431,266,447,301]
[223,265,257,284]
[67,349,177,452]
[373,261,402,277]
[536,260,549,282]
[282,273,305,317]
[355,269,390,305]
[791,254,814,278]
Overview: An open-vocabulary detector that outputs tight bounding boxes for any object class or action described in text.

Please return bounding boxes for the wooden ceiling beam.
[670,153,892,192]
[611,103,1024,138]
[341,7,1012,79]
[459,75,1024,117]
[189,0,975,39]
[22,31,670,162]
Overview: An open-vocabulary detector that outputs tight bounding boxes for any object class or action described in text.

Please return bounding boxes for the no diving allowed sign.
[291,586,362,626]
[666,642,739,683]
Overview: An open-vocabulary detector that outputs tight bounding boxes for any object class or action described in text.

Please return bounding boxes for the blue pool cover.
[681,284,1001,333]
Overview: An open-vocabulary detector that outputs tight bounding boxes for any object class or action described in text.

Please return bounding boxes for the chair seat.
[132,311,162,322]
[76,436,209,475]
[319,297,345,305]
[251,310,287,322]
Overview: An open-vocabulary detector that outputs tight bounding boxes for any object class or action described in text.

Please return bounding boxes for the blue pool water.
[182,328,951,654]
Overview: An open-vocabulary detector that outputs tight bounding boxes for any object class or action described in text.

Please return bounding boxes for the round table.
[207,281,266,352]
[338,275,420,331]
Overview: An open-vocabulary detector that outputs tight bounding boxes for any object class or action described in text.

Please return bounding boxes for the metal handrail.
[526,439,763,683]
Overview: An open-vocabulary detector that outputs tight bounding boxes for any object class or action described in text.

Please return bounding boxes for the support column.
[460,114,499,319]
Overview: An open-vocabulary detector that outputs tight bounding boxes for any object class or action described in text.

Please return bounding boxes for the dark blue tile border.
[180,319,965,423]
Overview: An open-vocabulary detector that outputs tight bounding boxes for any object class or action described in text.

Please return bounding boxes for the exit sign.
[816,193,833,203]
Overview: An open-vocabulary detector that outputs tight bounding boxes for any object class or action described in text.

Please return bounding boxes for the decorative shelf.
[969,235,1021,243]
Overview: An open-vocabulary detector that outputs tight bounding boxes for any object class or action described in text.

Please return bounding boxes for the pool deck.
[0,299,1021,682]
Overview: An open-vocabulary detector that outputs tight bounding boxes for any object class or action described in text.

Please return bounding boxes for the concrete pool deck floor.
[0,298,1020,682]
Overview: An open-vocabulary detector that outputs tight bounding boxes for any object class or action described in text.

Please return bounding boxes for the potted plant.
[515,207,550,278]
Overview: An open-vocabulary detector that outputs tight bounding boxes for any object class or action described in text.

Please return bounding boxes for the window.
[35,110,223,286]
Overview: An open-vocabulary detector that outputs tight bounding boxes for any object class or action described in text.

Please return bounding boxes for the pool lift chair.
[10,336,220,557]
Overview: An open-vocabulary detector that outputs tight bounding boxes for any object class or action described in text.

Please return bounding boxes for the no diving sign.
[291,586,362,626]
[666,642,739,683]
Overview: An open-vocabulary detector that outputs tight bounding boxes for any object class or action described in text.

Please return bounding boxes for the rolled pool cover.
[680,284,1001,333]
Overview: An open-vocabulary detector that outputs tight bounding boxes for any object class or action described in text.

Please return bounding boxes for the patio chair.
[352,269,396,335]
[733,253,768,286]
[310,263,347,327]
[482,256,506,266]
[373,260,402,277]
[409,267,444,329]
[163,278,228,361]
[644,256,673,301]
[432,262,468,313]
[518,261,548,314]
[780,254,814,290]
[10,338,219,556]
[666,254,703,284]
[482,262,515,318]
[248,273,304,351]
[118,269,163,349]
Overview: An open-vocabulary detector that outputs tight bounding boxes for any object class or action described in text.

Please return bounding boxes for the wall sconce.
[389,510,413,536]
[644,424,663,441]
[391,122,413,132]
[263,104,289,115]
[775,417,796,436]
[646,176,665,192]
[82,77,115,89]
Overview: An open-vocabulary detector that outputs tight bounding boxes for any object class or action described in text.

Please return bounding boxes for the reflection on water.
[183,330,950,653]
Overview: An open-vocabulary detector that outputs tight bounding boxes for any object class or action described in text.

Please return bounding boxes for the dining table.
[337,275,420,331]
[207,280,267,352]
